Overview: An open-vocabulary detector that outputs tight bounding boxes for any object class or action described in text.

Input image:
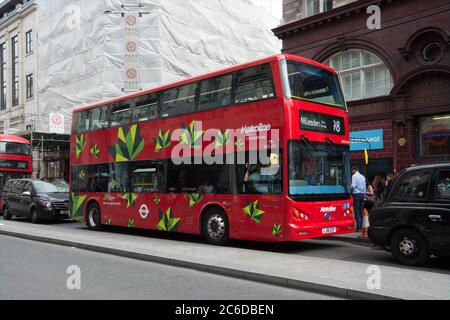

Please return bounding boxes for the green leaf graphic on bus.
[108,125,145,162]
[75,135,86,160]
[187,193,203,208]
[243,200,265,223]
[154,196,161,205]
[235,138,244,148]
[90,144,100,159]
[157,207,181,232]
[122,193,137,208]
[215,130,230,149]
[272,224,283,237]
[79,170,86,180]
[128,219,135,228]
[179,120,204,150]
[71,193,87,217]
[154,129,172,152]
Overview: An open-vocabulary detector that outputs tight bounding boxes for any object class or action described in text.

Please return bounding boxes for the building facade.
[274,0,450,181]
[0,0,37,135]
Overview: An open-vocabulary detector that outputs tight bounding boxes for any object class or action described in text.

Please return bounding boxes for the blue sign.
[350,129,384,151]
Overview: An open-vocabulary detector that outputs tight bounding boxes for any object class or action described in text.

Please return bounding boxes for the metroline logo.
[320,206,337,213]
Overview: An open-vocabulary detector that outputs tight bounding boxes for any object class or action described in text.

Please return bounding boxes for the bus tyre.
[86,203,102,231]
[31,208,41,224]
[390,228,430,266]
[3,207,11,221]
[202,207,230,246]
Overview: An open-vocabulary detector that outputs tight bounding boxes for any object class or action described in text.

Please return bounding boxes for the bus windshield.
[282,59,345,109]
[289,141,351,199]
[0,142,31,156]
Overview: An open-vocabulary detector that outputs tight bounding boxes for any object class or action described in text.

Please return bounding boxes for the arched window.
[325,50,394,101]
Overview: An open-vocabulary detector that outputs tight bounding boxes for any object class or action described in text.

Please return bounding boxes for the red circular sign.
[127,68,137,79]
[126,41,137,52]
[126,15,137,26]
[52,115,63,126]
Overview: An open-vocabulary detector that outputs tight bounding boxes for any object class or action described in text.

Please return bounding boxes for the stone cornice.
[273,0,394,39]
[0,0,36,31]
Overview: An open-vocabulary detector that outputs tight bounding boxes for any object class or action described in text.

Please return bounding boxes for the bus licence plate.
[322,227,337,235]
[61,211,69,215]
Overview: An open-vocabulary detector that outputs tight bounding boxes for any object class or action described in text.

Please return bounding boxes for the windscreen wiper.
[300,135,316,150]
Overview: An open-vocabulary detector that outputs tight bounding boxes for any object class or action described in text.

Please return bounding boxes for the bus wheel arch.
[86,200,102,231]
[200,204,230,246]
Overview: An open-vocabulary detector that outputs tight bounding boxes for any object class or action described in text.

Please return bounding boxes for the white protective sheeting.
[36,0,281,133]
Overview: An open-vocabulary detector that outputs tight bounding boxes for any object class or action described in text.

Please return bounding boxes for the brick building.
[274,0,450,181]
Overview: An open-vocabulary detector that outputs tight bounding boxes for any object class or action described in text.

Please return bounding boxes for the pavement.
[0,219,448,300]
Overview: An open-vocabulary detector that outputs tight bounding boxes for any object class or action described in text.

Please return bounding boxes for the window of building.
[11,36,19,106]
[420,115,450,157]
[305,0,333,18]
[162,83,198,118]
[26,74,34,99]
[325,49,394,101]
[234,64,275,104]
[199,74,233,111]
[26,30,33,54]
[0,43,6,110]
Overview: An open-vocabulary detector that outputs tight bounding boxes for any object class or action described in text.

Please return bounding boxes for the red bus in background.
[0,135,33,213]
[70,54,354,244]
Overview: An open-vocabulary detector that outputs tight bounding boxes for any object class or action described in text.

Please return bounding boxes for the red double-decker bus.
[70,54,354,244]
[0,135,33,213]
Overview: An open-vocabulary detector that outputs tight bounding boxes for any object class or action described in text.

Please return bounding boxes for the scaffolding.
[21,132,71,181]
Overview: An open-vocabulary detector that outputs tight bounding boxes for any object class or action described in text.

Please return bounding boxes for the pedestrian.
[351,167,367,232]
[374,175,386,206]
[385,173,396,198]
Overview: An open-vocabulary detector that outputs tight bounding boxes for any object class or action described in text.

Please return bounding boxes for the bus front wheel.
[202,207,230,246]
[86,203,102,231]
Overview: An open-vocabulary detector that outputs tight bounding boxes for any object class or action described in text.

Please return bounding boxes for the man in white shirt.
[352,167,367,232]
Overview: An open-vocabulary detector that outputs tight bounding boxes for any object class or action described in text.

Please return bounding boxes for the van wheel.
[202,207,230,246]
[3,207,12,220]
[86,203,102,231]
[31,208,41,224]
[390,228,430,266]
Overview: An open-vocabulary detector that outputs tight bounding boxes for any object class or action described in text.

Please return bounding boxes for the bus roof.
[73,54,337,114]
[0,135,30,145]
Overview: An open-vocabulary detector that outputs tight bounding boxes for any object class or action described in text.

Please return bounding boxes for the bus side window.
[199,74,233,111]
[110,104,132,128]
[234,64,275,104]
[131,162,164,193]
[90,106,109,131]
[77,110,92,133]
[133,101,160,123]
[161,83,198,118]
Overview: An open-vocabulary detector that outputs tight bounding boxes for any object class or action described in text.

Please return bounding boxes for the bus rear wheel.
[202,207,230,246]
[86,203,102,231]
